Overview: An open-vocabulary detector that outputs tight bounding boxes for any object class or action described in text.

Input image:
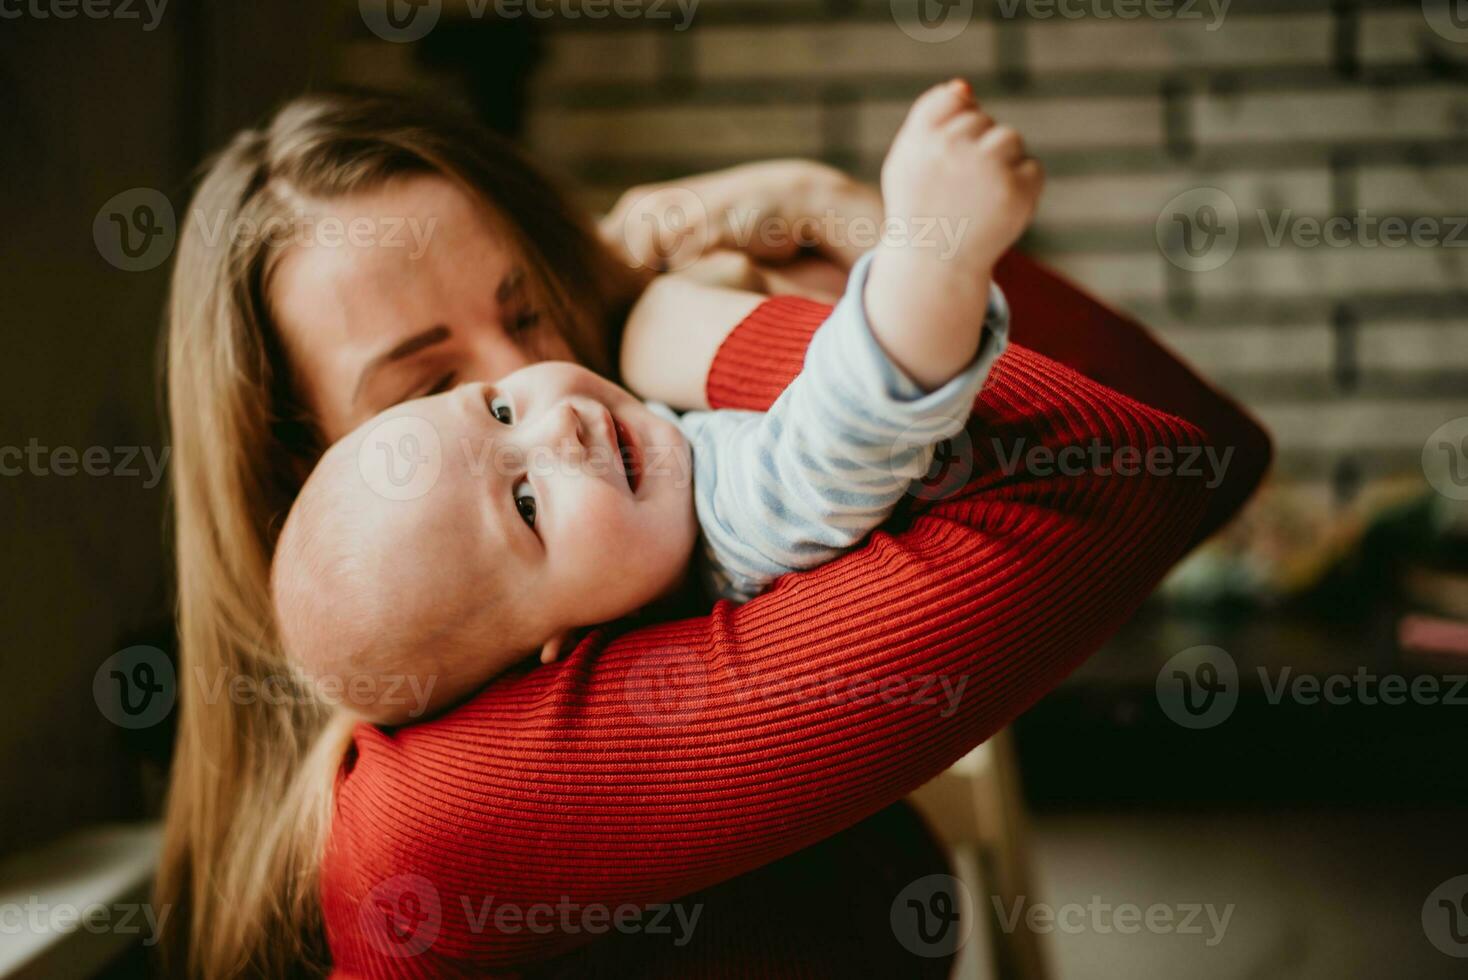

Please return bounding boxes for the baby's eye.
[513,479,537,528]
[488,392,515,425]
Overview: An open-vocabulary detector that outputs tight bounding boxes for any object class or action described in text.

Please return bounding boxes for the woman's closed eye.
[513,479,537,528]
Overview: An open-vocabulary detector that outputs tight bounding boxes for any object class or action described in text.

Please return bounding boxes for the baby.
[271,80,1043,723]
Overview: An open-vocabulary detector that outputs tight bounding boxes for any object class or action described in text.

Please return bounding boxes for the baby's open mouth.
[613,417,640,493]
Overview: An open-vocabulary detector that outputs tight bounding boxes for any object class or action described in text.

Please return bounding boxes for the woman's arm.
[600,159,881,273]
[324,279,1264,973]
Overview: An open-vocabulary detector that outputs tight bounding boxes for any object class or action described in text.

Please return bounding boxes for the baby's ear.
[539,630,573,665]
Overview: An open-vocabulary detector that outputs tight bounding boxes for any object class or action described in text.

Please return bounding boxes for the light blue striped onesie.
[649,250,1010,603]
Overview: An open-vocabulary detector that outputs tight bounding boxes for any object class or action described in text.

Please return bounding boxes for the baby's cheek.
[557,491,644,578]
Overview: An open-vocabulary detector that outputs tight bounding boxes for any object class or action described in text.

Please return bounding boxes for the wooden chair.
[908,728,1049,980]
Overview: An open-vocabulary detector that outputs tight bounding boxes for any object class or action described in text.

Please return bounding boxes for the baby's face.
[298,360,696,706]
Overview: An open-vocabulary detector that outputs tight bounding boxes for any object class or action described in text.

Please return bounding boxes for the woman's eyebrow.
[353,324,452,405]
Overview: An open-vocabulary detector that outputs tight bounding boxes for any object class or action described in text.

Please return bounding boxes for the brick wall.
[337,0,1468,507]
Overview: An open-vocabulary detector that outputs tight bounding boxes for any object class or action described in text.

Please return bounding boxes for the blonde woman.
[158,87,1268,977]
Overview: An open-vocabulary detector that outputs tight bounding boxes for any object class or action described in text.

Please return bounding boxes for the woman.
[157,89,1268,977]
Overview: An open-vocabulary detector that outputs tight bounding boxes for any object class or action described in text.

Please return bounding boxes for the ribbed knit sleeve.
[322,260,1265,978]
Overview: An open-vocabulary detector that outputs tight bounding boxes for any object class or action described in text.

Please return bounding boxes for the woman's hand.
[599,159,882,274]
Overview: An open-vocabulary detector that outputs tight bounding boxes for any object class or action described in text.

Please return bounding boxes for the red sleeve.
[322,260,1265,974]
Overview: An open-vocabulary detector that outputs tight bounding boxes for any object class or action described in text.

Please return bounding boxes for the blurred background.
[1,1,1465,977]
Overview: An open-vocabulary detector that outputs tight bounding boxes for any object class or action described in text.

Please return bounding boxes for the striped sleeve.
[672,249,1009,602]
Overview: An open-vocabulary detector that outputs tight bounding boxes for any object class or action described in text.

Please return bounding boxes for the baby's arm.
[865,79,1042,392]
[678,248,1009,602]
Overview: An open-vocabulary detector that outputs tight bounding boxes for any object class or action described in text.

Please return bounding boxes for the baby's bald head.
[271,423,523,724]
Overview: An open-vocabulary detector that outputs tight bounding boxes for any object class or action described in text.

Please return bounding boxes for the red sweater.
[321,254,1270,978]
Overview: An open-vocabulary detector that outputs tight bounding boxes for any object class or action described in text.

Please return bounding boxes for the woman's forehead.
[271,185,515,353]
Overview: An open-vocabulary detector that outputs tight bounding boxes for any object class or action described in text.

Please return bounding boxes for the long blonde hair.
[158,89,641,977]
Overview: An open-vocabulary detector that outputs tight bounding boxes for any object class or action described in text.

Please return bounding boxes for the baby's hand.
[880,79,1043,276]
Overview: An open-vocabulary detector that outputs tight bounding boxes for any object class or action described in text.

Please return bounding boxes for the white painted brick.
[1359,322,1468,372]
[537,30,666,84]
[1024,13,1331,74]
[1359,9,1432,66]
[694,23,998,79]
[1257,399,1467,451]
[1357,165,1468,216]
[1036,169,1331,226]
[1039,251,1168,306]
[1193,86,1468,145]
[1041,240,1465,304]
[1154,324,1333,374]
[859,94,1164,155]
[527,103,825,160]
[1189,242,1468,299]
